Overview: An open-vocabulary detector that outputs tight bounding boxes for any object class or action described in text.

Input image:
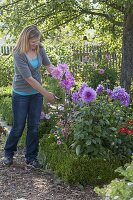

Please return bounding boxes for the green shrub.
[39,134,129,186]
[0,56,14,87]
[0,86,12,98]
[0,96,12,125]
[95,158,133,199]
[39,119,56,139]
[51,91,132,158]
[71,100,133,158]
[89,66,118,89]
[68,61,119,89]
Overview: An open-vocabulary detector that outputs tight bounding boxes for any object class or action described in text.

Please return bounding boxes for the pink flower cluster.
[51,63,75,91]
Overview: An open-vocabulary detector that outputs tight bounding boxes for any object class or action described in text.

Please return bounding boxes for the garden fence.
[0,44,122,71]
[0,45,14,55]
[72,45,122,70]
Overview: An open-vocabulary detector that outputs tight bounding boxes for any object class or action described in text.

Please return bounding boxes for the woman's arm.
[25,76,55,103]
[45,64,54,74]
[40,47,54,74]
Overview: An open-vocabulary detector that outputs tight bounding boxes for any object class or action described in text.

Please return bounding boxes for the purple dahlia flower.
[107,89,113,97]
[81,87,97,103]
[112,86,130,107]
[78,83,88,97]
[96,84,104,93]
[72,91,79,103]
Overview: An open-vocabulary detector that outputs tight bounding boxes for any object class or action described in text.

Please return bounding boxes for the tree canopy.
[0,0,133,91]
[0,0,128,37]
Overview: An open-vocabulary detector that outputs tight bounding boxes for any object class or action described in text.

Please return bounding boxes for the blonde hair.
[14,24,42,54]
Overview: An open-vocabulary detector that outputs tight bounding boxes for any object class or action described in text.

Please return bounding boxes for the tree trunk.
[120,13,133,93]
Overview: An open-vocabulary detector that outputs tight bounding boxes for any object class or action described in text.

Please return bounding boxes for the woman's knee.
[11,126,25,137]
[27,125,38,135]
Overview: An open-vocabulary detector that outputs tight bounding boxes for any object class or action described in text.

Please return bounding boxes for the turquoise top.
[26,55,39,69]
[13,88,39,95]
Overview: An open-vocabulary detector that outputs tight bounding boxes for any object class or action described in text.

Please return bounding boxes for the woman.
[3,24,55,168]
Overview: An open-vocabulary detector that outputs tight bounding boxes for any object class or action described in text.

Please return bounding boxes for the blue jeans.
[4,92,43,162]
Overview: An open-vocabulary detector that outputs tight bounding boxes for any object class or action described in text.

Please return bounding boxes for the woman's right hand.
[45,91,55,104]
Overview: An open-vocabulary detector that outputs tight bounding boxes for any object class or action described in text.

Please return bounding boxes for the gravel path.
[0,126,100,200]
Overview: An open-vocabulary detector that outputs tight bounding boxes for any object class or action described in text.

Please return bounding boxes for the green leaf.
[117,139,122,144]
[86,140,91,145]
[109,127,117,131]
[76,145,81,155]
[92,139,97,144]
[71,142,77,149]
[87,145,94,153]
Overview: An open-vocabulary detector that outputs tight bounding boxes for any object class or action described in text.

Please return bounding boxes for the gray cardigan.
[12,46,50,93]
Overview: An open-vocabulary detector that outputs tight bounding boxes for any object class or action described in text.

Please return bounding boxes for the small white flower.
[105,192,110,200]
[58,104,64,111]
[105,197,110,200]
[114,196,119,200]
[127,182,133,186]
[57,140,62,145]
[45,114,51,119]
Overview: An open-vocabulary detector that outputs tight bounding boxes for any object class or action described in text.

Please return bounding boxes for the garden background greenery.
[0,0,133,199]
